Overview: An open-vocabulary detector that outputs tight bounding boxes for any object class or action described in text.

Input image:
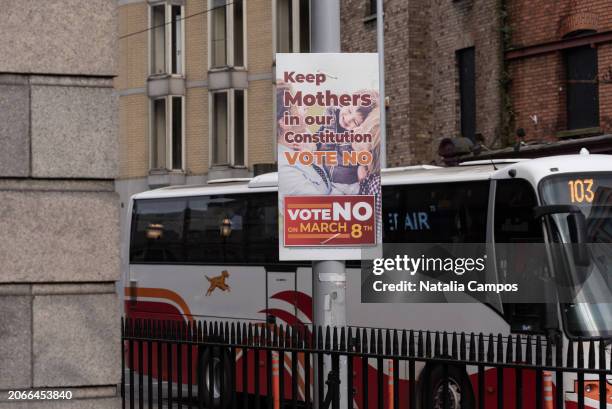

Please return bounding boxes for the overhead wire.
[118,1,236,41]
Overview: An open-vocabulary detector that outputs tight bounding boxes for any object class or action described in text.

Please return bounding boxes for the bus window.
[130,198,187,263]
[383,181,489,243]
[494,178,547,334]
[185,193,278,264]
[494,179,543,243]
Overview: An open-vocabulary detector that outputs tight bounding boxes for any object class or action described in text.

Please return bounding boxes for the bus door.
[266,271,297,325]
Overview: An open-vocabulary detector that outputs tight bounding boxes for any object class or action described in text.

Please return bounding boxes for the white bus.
[124,152,612,409]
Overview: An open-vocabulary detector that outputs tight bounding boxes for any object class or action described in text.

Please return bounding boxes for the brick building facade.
[117,0,310,248]
[506,0,612,145]
[340,0,503,166]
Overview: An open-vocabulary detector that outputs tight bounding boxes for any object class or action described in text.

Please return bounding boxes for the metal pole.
[310,1,347,408]
[377,0,387,169]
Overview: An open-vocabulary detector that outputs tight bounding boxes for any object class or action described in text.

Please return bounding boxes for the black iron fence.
[121,317,612,409]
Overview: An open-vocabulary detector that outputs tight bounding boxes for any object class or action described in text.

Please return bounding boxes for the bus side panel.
[128,264,267,320]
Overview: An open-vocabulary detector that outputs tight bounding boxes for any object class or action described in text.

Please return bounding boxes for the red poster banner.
[284,195,376,246]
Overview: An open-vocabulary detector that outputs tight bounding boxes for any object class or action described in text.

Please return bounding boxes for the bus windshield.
[539,172,612,338]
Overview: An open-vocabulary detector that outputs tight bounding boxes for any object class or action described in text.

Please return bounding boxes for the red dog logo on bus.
[205,270,231,296]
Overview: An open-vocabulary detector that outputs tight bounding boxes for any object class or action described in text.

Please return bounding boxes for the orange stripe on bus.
[124,287,194,322]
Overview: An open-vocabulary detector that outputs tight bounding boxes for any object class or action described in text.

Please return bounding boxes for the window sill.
[208,65,247,73]
[147,169,186,188]
[556,127,602,139]
[148,72,185,80]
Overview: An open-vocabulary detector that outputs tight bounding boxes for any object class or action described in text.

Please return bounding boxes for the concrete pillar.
[0,1,119,408]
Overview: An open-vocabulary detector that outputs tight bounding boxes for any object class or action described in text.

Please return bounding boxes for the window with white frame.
[210,0,245,68]
[150,2,184,75]
[211,89,245,167]
[275,0,310,53]
[151,96,184,171]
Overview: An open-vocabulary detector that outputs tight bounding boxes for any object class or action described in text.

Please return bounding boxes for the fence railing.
[121,317,612,409]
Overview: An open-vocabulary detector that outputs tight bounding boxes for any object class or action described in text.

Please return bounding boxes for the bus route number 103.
[568,178,595,203]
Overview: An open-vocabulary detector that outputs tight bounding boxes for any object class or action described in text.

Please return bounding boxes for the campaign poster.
[276,53,381,261]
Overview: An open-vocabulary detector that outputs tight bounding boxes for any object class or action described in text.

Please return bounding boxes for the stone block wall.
[0,1,119,408]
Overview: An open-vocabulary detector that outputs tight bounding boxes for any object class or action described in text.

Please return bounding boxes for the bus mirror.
[534,205,590,267]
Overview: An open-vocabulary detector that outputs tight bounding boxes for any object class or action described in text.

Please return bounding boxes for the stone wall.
[0,1,119,408]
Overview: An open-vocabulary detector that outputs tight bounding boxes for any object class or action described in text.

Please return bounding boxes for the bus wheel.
[421,364,475,409]
[198,346,232,409]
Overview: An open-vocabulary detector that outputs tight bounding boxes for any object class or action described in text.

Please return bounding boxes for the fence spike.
[385,330,392,355]
[434,331,440,356]
[401,330,408,357]
[352,327,359,353]
[347,327,353,352]
[278,324,289,348]
[197,320,202,342]
[525,335,533,364]
[285,324,295,348]
[402,330,410,357]
[324,325,331,351]
[588,339,595,369]
[478,333,484,362]
[468,333,476,361]
[274,324,280,348]
[377,328,383,355]
[460,332,467,361]
[297,325,304,348]
[248,323,254,346]
[393,330,399,356]
[442,331,448,356]
[317,325,324,350]
[425,331,432,358]
[293,324,299,348]
[224,322,230,343]
[487,334,494,363]
[310,325,316,349]
[577,339,584,369]
[332,326,338,351]
[370,328,377,354]
[535,336,542,366]
[599,340,607,372]
[361,328,368,354]
[545,335,552,366]
[229,322,235,344]
[567,339,574,367]
[515,334,522,362]
[417,330,424,357]
[555,334,563,367]
[451,332,458,359]
[340,327,346,352]
[408,330,414,357]
[506,334,513,363]
[497,334,504,363]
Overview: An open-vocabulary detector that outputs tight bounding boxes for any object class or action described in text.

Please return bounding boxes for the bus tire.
[198,346,232,409]
[420,364,475,409]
